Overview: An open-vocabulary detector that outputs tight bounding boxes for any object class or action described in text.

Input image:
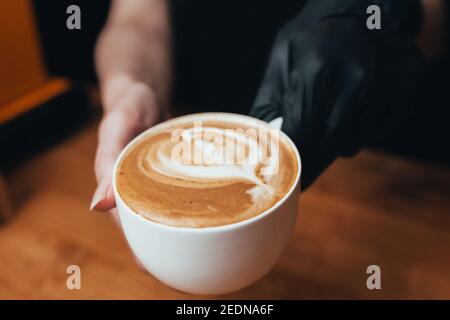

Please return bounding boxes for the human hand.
[90,79,160,211]
[250,0,426,190]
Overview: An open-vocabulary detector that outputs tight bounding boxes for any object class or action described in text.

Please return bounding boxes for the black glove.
[250,0,427,190]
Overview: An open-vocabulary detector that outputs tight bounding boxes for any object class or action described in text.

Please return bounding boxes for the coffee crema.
[116,114,298,228]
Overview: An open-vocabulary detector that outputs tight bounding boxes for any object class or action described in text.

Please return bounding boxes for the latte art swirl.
[116,116,298,228]
[137,123,280,199]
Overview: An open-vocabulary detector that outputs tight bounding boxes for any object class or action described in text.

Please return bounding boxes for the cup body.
[112,113,301,295]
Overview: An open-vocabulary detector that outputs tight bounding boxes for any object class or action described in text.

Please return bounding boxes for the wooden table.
[1,121,449,299]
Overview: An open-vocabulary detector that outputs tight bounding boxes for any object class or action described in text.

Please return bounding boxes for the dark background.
[32,0,450,167]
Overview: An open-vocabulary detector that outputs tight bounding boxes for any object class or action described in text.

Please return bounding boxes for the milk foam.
[117,114,298,228]
[137,125,280,197]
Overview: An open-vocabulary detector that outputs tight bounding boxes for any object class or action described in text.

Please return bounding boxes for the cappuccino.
[116,114,298,228]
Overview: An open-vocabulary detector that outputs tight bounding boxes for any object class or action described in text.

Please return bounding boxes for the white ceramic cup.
[112,113,301,295]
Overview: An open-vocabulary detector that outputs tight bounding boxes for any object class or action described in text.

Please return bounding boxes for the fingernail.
[90,178,110,211]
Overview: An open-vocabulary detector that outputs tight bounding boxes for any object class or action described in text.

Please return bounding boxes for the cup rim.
[112,112,302,233]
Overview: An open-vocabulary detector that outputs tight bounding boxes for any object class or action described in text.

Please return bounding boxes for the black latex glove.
[250,0,427,190]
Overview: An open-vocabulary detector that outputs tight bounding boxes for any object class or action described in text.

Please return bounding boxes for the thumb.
[91,108,140,211]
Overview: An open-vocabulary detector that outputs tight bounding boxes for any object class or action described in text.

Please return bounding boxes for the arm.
[96,0,172,110]
[91,0,172,211]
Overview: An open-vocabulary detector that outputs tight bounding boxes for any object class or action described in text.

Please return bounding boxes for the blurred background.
[0,0,449,299]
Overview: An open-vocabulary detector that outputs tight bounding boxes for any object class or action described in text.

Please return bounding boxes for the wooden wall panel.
[0,0,47,106]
